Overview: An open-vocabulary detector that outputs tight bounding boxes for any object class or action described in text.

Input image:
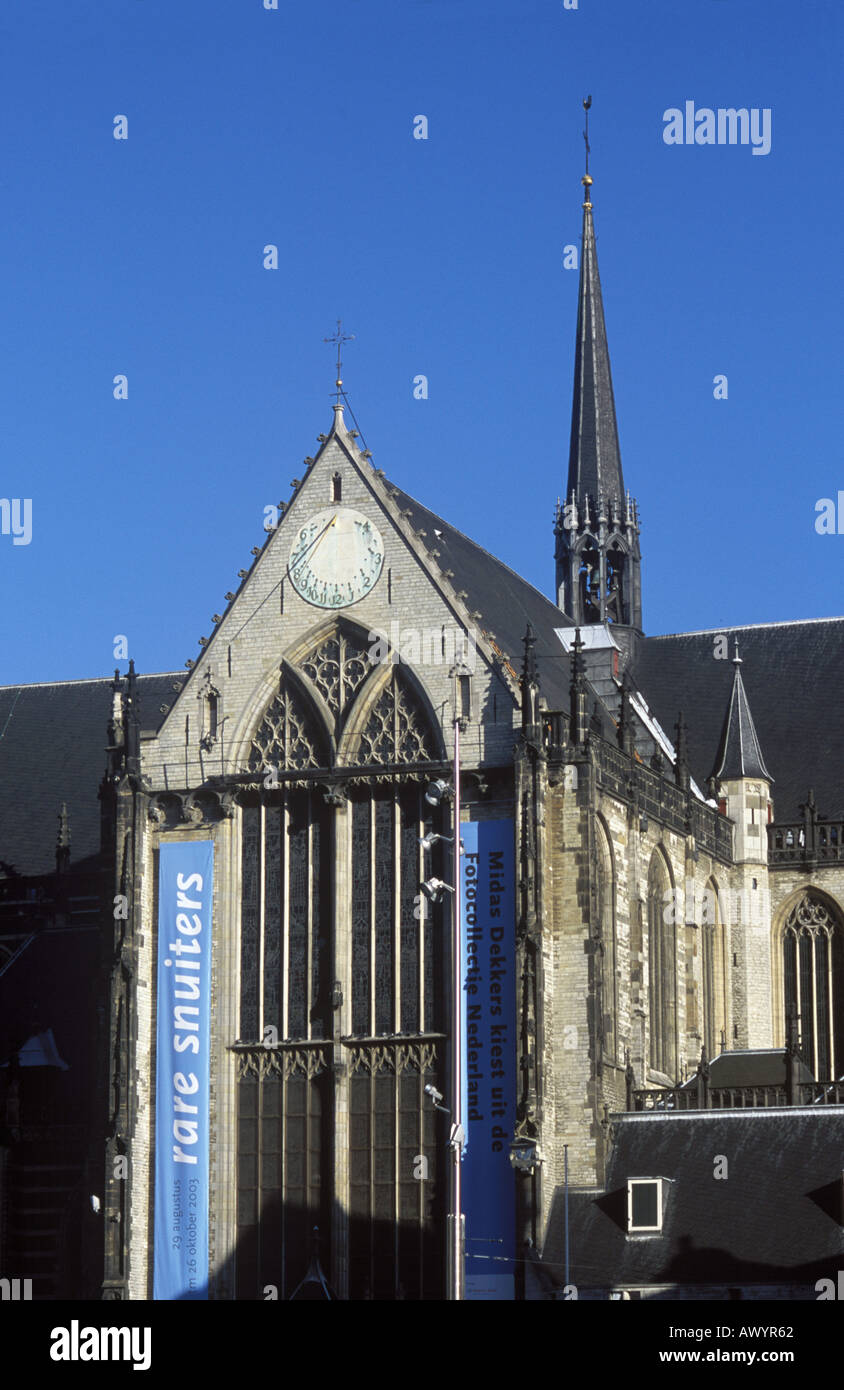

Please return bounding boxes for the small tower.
[708,642,773,861]
[709,641,774,1048]
[555,100,642,633]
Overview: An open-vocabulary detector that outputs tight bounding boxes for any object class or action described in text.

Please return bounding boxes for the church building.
[1,150,842,1302]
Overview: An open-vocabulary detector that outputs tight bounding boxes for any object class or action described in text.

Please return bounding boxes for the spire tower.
[555,100,642,631]
[709,642,773,786]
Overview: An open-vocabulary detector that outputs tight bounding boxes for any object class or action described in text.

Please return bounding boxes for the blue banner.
[460,820,516,1300]
[154,840,214,1300]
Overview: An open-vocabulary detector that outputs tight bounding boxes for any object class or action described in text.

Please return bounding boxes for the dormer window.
[627,1178,664,1233]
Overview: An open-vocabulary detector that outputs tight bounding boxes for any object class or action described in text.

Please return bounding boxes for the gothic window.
[207,689,219,740]
[647,851,676,1079]
[357,671,434,765]
[248,676,328,771]
[606,542,626,624]
[235,1050,330,1300]
[594,818,617,1063]
[702,879,727,1058]
[577,541,601,623]
[782,893,844,1080]
[348,1042,444,1300]
[299,627,371,724]
[236,626,445,1299]
[350,786,443,1037]
[239,791,331,1044]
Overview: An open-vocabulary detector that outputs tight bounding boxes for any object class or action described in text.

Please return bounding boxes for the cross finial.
[323,319,355,403]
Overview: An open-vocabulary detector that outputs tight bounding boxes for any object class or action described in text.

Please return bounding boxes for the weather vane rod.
[583,95,592,177]
[323,319,355,403]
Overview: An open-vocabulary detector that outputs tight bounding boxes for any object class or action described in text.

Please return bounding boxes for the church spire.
[566,100,624,513]
[555,100,642,631]
[709,642,773,785]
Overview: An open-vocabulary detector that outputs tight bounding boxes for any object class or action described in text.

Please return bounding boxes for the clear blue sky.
[1,0,841,685]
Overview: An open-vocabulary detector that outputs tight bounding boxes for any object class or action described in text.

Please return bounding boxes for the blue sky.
[1,0,841,684]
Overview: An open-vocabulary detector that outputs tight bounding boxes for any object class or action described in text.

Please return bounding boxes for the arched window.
[605,540,627,624]
[236,622,446,1300]
[648,851,676,1079]
[702,879,727,1058]
[782,893,844,1080]
[594,818,616,1062]
[577,541,601,623]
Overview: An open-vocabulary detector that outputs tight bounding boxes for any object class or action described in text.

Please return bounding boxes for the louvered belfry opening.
[234,623,447,1300]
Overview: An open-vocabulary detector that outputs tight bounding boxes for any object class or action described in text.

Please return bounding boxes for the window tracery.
[783,893,843,1080]
[299,628,371,721]
[648,851,676,1079]
[358,673,434,765]
[248,678,328,771]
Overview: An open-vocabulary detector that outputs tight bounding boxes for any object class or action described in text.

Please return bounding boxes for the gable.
[145,410,519,787]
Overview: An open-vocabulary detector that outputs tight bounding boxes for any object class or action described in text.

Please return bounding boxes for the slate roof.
[709,649,773,783]
[545,1108,844,1293]
[678,1049,815,1089]
[633,620,844,823]
[387,483,575,709]
[0,675,177,877]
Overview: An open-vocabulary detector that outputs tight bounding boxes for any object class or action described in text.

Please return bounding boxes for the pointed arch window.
[299,626,371,725]
[356,670,435,765]
[702,879,727,1058]
[247,675,329,771]
[782,894,844,1080]
[605,541,627,624]
[594,818,617,1063]
[648,852,676,1079]
[577,541,601,623]
[236,621,446,1300]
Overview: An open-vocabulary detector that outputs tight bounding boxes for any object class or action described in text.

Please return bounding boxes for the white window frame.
[627,1178,663,1234]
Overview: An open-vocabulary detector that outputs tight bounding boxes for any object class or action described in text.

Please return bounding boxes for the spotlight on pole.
[448,1123,466,1150]
[419,831,463,854]
[425,779,452,807]
[420,877,454,904]
[424,1083,451,1114]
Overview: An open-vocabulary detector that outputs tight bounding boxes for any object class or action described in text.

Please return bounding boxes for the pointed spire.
[709,641,773,784]
[520,624,541,739]
[569,627,587,747]
[124,659,140,776]
[566,102,625,515]
[617,670,634,755]
[674,711,690,792]
[521,622,538,686]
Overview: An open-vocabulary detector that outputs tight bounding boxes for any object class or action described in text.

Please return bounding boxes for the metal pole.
[448,712,464,1300]
[564,1143,570,1290]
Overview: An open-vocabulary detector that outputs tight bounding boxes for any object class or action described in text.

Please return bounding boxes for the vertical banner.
[460,820,516,1300]
[154,840,214,1300]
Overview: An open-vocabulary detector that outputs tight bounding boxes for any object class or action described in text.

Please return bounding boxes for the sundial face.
[287,507,385,609]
